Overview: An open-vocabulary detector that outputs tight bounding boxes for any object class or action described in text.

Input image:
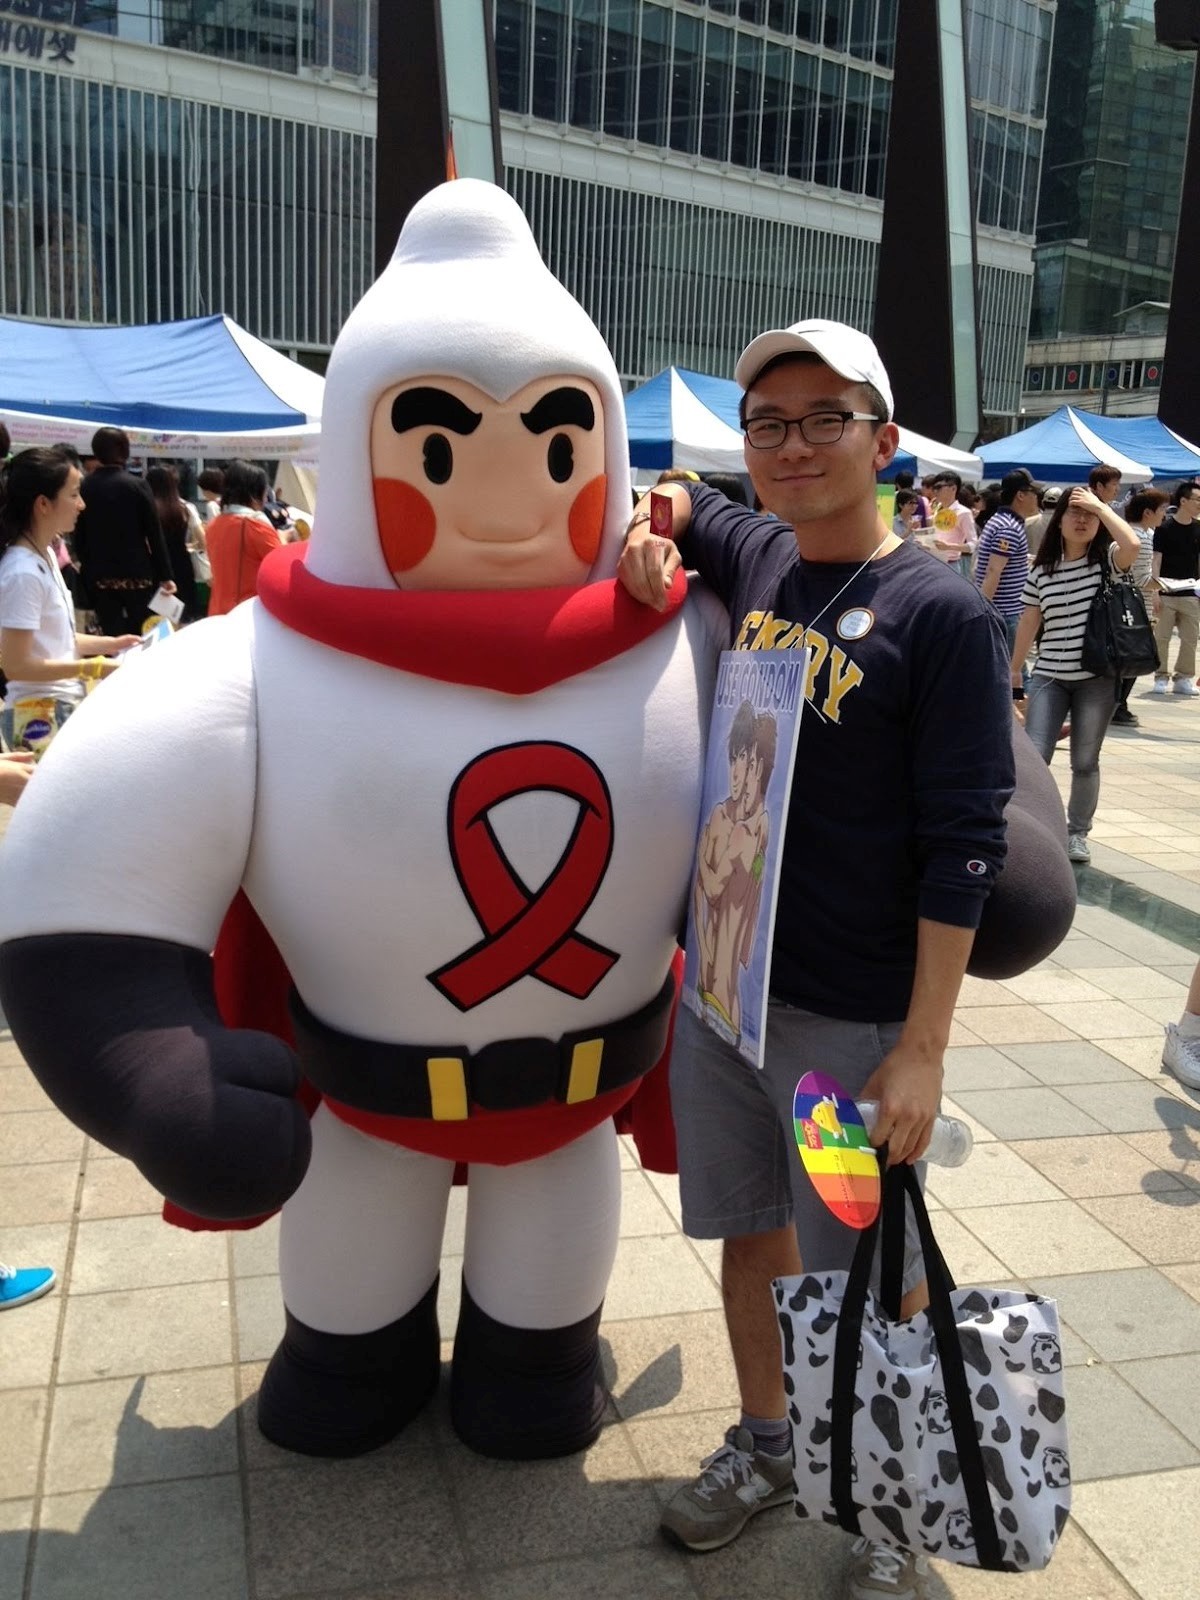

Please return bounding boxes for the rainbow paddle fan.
[793,1071,881,1229]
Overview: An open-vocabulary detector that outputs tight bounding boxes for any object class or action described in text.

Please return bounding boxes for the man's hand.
[859,1042,944,1165]
[617,531,681,611]
[617,485,692,611]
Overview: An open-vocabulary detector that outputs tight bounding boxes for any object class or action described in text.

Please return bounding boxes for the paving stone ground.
[1,674,1198,1599]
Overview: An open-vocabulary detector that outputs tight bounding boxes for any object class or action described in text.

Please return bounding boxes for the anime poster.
[682,648,806,1068]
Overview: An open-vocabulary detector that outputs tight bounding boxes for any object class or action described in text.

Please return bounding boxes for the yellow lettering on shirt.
[733,613,865,720]
[734,610,766,648]
[822,646,864,721]
[749,615,793,650]
[803,629,830,701]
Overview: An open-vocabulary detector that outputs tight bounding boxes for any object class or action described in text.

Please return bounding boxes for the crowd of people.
[2,321,1200,1600]
[0,425,299,715]
[876,461,1200,865]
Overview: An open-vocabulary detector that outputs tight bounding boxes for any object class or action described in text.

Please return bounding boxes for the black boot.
[450,1282,606,1460]
[257,1277,440,1457]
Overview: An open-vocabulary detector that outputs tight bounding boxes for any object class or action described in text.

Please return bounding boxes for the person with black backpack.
[1009,486,1140,864]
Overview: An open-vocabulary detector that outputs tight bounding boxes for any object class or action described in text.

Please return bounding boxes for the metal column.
[374,1,504,277]
[872,0,981,449]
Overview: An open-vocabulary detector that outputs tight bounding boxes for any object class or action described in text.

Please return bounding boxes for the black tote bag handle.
[830,1158,1004,1571]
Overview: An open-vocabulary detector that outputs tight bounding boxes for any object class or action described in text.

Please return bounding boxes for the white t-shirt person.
[0,542,84,705]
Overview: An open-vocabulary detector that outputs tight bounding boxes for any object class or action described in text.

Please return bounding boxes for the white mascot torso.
[0,180,723,1459]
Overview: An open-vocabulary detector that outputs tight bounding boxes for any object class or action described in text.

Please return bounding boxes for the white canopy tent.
[624,367,984,479]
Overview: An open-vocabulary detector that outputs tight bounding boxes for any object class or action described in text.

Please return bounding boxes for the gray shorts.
[670,1001,928,1295]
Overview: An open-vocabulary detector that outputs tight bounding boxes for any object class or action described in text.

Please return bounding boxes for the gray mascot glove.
[0,934,312,1220]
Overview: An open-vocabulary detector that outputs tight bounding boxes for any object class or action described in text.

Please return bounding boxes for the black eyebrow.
[519,387,595,434]
[390,387,482,435]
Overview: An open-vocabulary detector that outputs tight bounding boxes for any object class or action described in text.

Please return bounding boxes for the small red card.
[650,491,674,536]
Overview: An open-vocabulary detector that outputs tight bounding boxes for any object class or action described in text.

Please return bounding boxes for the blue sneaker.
[0,1263,56,1310]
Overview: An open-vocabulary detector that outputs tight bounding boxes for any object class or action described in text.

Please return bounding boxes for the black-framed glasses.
[742,410,882,450]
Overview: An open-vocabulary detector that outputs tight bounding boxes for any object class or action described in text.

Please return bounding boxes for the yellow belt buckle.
[565,1038,604,1105]
[427,1056,468,1121]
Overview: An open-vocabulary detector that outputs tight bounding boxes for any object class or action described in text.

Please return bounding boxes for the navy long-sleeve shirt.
[680,485,1014,1022]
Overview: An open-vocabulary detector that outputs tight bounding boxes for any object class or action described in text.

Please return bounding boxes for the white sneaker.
[845,1537,927,1599]
[1163,1024,1200,1090]
[1152,678,1170,694]
[1173,678,1199,697]
[1067,833,1091,864]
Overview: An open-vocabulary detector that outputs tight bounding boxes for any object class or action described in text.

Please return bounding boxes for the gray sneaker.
[844,1536,928,1599]
[659,1425,793,1552]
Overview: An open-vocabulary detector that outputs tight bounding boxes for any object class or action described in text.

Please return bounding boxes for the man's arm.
[859,919,976,1164]
[978,549,1009,602]
[617,485,691,609]
[870,607,1014,1162]
[618,482,780,612]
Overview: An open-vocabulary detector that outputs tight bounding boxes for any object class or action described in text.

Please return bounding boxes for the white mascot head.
[306,179,633,592]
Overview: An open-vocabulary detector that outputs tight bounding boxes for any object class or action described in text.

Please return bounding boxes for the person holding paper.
[619,321,1015,1594]
[0,448,139,727]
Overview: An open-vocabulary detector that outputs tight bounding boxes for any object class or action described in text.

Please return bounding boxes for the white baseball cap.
[734,318,895,421]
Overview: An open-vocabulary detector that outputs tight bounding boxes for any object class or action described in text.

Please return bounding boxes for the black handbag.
[1081,565,1159,679]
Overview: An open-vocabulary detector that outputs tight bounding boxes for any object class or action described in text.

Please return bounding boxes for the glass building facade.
[0,0,1054,418]
[0,2,374,350]
[1032,0,1194,340]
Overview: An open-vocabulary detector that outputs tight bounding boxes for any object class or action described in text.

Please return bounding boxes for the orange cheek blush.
[568,474,607,565]
[373,478,437,574]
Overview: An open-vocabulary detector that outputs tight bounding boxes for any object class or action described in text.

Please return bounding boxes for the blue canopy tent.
[1068,410,1200,481]
[624,367,982,479]
[0,315,323,458]
[977,407,1151,484]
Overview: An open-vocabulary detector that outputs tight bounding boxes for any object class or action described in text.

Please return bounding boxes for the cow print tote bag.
[773,1161,1070,1572]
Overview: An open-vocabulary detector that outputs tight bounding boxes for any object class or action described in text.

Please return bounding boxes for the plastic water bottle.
[856,1102,974,1167]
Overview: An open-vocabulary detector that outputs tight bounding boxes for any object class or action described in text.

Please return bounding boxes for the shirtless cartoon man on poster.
[693,700,777,1039]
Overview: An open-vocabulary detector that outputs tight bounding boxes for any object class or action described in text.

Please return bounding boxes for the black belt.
[288,972,676,1122]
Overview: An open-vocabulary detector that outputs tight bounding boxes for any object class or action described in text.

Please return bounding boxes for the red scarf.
[256,542,686,690]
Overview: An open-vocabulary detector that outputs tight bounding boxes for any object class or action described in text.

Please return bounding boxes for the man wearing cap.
[976,469,1038,679]
[1025,485,1061,561]
[619,320,1013,1599]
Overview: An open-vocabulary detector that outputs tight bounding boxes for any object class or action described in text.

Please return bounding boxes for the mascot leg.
[258,1104,453,1456]
[452,1118,621,1459]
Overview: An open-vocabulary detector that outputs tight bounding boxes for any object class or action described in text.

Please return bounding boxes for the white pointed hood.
[306,179,631,589]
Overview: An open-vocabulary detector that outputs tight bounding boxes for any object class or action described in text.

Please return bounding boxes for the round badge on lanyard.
[793,1071,881,1229]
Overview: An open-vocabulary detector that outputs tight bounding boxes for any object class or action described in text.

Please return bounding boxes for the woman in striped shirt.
[1010,486,1140,865]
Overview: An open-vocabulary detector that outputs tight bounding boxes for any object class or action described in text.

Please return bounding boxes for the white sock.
[1178,1011,1200,1040]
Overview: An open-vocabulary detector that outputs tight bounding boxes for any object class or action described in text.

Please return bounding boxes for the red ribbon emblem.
[428,742,619,1011]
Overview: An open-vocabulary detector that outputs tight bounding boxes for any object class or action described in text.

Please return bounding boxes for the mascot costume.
[0,180,725,1460]
[0,180,1074,1465]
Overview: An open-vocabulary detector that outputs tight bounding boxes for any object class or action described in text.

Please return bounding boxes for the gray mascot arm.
[968,720,1077,979]
[0,933,309,1219]
[0,618,311,1219]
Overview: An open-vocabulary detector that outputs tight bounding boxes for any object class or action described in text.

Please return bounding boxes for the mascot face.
[306,180,633,593]
[370,374,606,590]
